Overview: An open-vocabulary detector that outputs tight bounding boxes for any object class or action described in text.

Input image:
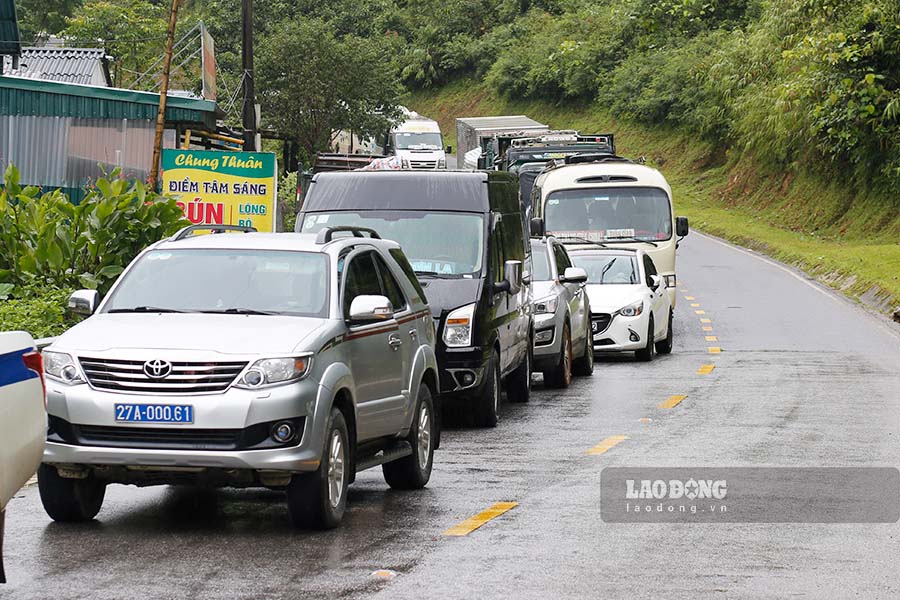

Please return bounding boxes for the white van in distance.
[386,109,449,169]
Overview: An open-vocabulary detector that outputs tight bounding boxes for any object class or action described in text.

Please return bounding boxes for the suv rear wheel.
[572,320,594,376]
[383,383,435,489]
[38,464,106,522]
[287,408,349,530]
[507,342,532,403]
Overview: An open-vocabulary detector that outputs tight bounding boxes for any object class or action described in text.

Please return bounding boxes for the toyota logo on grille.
[143,359,173,379]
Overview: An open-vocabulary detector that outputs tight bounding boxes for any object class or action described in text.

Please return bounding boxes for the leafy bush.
[0,165,188,294]
[0,280,79,338]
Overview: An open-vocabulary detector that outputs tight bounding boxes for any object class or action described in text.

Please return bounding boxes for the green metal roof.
[0,0,20,55]
[0,75,219,126]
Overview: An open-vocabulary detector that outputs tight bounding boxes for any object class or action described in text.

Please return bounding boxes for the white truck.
[0,331,46,583]
[385,109,449,169]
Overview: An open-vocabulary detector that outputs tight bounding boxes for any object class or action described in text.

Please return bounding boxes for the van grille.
[78,357,247,394]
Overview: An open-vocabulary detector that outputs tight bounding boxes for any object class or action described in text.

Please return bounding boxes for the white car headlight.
[43,350,84,384]
[443,303,476,348]
[615,300,644,317]
[533,295,559,315]
[236,355,313,389]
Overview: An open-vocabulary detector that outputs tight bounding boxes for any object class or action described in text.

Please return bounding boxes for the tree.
[15,0,82,44]
[256,18,405,161]
[64,0,168,87]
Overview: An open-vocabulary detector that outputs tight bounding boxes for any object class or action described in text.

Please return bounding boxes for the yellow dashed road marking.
[705,336,718,342]
[443,502,519,536]
[700,318,712,323]
[639,418,652,424]
[697,364,716,375]
[708,347,722,354]
[587,435,630,456]
[702,326,713,332]
[695,310,706,315]
[658,394,687,409]
[684,296,695,300]
[690,303,701,307]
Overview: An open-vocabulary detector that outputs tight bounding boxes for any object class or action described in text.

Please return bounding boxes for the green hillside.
[410,79,900,314]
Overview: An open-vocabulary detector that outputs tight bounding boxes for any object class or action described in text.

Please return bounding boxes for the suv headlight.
[43,351,84,384]
[533,295,559,315]
[236,355,313,389]
[615,300,644,318]
[443,303,476,348]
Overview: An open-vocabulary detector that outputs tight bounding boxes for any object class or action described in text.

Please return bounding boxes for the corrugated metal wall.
[0,115,164,193]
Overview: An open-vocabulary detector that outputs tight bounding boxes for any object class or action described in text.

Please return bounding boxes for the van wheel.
[635,316,655,362]
[383,383,435,490]
[572,320,594,376]
[507,344,532,403]
[655,310,674,355]
[544,323,572,388]
[475,352,501,427]
[38,464,106,522]
[287,408,349,529]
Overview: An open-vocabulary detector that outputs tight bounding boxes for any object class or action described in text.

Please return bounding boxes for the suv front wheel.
[38,464,106,522]
[287,408,349,530]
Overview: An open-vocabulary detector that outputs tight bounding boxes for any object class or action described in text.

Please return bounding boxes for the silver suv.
[39,225,440,529]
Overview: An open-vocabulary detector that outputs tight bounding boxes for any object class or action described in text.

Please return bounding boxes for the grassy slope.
[409,79,900,314]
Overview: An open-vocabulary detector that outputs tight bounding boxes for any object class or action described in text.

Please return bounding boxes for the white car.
[0,331,46,583]
[570,248,673,360]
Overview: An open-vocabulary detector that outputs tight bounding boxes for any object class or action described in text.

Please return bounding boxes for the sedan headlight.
[236,355,313,389]
[443,303,476,348]
[533,295,559,315]
[43,351,84,384]
[615,300,644,318]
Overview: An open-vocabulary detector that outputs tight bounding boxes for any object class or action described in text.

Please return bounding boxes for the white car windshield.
[393,132,443,150]
[104,249,330,317]
[545,186,672,242]
[302,211,484,278]
[572,254,639,285]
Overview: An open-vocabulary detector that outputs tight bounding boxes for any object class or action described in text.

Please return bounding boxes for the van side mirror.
[676,216,689,237]
[349,295,393,324]
[530,217,544,237]
[445,145,453,155]
[68,289,99,316]
[501,260,523,295]
[560,267,588,284]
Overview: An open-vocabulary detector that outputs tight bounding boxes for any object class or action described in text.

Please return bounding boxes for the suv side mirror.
[445,145,453,155]
[69,289,99,316]
[561,267,588,284]
[676,216,689,237]
[502,260,523,295]
[349,295,393,324]
[649,275,662,290]
[530,217,544,237]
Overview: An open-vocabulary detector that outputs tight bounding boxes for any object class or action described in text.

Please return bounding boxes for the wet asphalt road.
[3,232,900,599]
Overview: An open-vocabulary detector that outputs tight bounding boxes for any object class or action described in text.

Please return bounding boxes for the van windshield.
[393,132,443,150]
[302,211,484,277]
[544,187,672,242]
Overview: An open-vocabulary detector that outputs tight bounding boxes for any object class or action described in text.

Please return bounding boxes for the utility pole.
[149,0,181,190]
[241,0,257,151]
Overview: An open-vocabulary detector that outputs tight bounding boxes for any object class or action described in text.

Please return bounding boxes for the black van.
[296,171,532,427]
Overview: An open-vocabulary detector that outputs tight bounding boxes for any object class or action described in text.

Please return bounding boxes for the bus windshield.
[544,187,672,242]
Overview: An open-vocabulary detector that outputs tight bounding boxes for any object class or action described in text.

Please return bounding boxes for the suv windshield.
[104,249,330,317]
[302,211,484,277]
[571,254,639,285]
[545,186,672,242]
[393,132,443,150]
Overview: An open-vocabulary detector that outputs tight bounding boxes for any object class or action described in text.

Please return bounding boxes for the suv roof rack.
[316,226,382,244]
[170,224,257,241]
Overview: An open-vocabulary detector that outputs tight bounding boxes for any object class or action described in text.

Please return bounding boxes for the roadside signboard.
[161,149,278,232]
[200,22,217,101]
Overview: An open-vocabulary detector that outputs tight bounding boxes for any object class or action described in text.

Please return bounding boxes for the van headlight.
[443,303,476,348]
[43,351,84,384]
[533,295,559,314]
[664,274,677,288]
[438,157,446,168]
[615,300,644,318]
[236,355,313,389]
